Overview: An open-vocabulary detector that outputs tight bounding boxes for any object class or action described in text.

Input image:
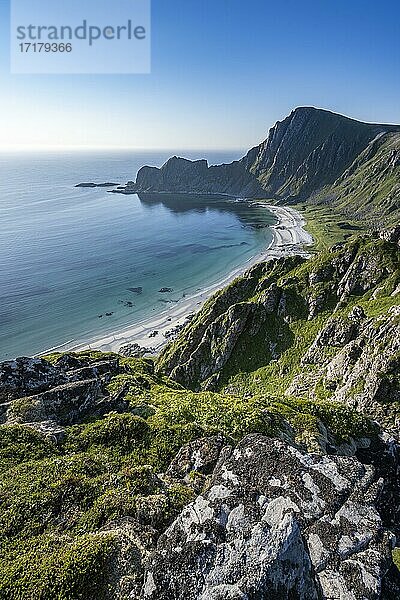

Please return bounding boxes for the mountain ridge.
[242,106,399,198]
[113,106,400,226]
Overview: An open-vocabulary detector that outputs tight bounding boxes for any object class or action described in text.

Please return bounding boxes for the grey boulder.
[142,435,395,600]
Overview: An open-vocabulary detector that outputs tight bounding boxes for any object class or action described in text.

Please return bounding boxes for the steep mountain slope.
[318,131,400,226]
[159,229,400,434]
[115,107,400,225]
[0,231,399,598]
[242,106,398,199]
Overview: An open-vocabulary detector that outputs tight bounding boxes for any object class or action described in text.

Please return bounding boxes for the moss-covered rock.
[0,533,117,600]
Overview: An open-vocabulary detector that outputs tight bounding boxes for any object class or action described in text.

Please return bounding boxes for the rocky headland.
[109,107,400,227]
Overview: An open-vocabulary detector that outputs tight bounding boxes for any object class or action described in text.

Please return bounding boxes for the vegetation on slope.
[158,234,399,396]
[0,231,399,598]
[308,131,400,228]
[0,356,378,597]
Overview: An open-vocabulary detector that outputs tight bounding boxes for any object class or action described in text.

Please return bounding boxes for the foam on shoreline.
[46,205,313,356]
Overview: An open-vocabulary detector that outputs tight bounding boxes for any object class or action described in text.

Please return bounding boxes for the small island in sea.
[75,182,120,188]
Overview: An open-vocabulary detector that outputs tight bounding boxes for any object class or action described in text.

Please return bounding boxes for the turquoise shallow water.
[0,150,275,360]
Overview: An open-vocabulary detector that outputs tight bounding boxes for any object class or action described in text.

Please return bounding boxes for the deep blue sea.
[0,150,275,360]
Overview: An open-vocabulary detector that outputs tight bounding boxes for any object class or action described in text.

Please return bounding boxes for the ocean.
[0,150,276,360]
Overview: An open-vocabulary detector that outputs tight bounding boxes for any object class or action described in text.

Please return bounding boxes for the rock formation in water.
[112,155,265,198]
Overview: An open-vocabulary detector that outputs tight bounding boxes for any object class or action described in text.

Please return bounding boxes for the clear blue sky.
[0,0,399,149]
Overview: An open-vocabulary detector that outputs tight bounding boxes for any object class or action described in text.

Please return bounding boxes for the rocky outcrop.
[379,224,400,247]
[0,357,67,402]
[6,378,103,425]
[167,302,262,390]
[112,156,265,198]
[119,343,156,358]
[75,182,119,188]
[158,235,400,396]
[0,353,124,432]
[142,435,396,600]
[292,305,400,438]
[166,435,226,480]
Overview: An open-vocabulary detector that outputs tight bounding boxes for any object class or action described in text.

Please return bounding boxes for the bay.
[0,150,275,360]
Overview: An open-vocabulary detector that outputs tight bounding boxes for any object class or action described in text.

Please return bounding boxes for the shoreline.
[46,204,313,357]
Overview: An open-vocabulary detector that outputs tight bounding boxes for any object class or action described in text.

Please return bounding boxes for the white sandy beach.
[59,205,313,356]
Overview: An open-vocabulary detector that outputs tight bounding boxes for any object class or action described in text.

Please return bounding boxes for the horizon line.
[0,145,247,153]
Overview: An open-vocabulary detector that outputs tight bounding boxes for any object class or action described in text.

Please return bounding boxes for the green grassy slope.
[307,131,400,227]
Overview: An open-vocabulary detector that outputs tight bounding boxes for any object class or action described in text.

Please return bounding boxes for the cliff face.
[118,107,400,224]
[322,131,400,225]
[158,230,400,431]
[243,107,398,199]
[128,155,265,197]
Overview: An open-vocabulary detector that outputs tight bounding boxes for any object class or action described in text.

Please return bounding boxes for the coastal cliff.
[113,155,265,198]
[114,107,400,226]
[0,228,399,598]
[242,107,399,200]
